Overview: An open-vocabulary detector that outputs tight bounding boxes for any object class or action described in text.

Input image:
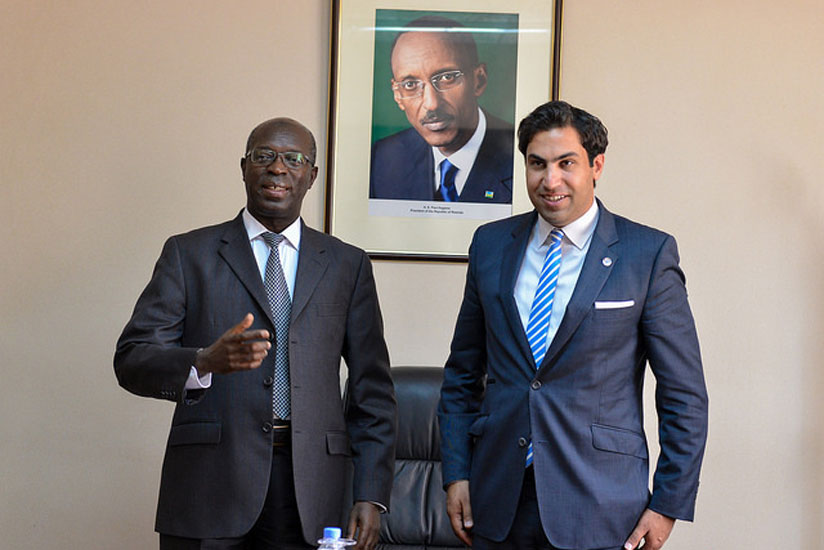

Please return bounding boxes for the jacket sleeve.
[642,235,709,521]
[438,233,488,486]
[114,236,199,403]
[342,251,397,508]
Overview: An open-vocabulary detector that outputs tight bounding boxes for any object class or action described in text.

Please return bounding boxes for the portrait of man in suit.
[369,14,515,205]
[438,101,709,550]
[115,118,396,550]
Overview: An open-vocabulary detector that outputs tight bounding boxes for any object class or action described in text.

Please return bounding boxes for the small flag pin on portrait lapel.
[602,257,613,267]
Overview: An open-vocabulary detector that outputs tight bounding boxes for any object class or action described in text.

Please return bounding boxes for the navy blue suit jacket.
[438,201,708,549]
[369,113,514,203]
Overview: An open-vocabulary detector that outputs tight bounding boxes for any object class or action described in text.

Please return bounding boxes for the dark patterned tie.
[437,159,459,201]
[262,232,292,420]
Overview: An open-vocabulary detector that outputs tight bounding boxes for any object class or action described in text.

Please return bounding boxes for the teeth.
[548,195,565,201]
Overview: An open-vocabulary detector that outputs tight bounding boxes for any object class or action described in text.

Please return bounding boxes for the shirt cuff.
[184,365,212,390]
[367,500,387,514]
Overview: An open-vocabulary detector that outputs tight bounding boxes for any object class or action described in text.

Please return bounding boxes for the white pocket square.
[594,300,635,310]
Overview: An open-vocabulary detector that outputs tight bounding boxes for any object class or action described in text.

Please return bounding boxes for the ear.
[591,153,605,181]
[472,64,488,97]
[308,165,319,189]
[240,156,247,179]
[391,80,406,112]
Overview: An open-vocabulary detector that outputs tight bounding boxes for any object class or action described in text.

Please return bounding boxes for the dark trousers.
[160,443,312,550]
[472,468,624,550]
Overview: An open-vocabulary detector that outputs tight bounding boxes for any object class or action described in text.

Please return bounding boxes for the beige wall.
[2,1,822,548]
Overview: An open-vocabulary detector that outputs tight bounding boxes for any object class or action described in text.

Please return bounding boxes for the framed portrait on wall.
[325,0,561,260]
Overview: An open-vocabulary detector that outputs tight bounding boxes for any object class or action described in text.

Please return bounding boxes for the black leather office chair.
[377,366,464,549]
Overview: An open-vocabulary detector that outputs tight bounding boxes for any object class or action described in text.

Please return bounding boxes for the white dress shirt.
[514,200,600,354]
[431,107,486,197]
[185,210,302,389]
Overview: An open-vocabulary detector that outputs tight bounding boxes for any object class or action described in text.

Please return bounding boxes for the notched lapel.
[499,213,538,370]
[291,225,329,321]
[461,126,513,202]
[218,216,275,327]
[540,206,620,370]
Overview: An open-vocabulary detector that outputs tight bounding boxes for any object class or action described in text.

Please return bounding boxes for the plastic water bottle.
[317,527,356,550]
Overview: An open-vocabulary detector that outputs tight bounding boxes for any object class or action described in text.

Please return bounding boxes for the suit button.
[518,437,528,447]
[263,376,274,387]
[262,422,273,433]
[531,380,542,390]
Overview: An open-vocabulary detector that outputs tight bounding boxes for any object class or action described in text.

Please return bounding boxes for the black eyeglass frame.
[244,148,315,169]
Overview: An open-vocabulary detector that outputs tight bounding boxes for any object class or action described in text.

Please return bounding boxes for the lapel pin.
[602,257,613,267]
[484,190,494,199]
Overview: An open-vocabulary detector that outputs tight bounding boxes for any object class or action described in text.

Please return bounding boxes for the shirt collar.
[535,199,600,250]
[242,208,302,251]
[432,107,486,171]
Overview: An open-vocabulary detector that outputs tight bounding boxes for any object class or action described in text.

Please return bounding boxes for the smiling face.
[525,126,604,227]
[390,32,487,155]
[241,119,318,233]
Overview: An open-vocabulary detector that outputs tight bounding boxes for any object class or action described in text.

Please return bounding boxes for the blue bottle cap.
[323,527,342,540]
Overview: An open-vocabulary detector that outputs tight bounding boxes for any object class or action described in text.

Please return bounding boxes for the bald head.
[246,117,317,164]
[241,117,319,233]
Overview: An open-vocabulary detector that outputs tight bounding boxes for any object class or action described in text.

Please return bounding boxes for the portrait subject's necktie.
[437,159,459,202]
[523,228,564,467]
[262,232,292,420]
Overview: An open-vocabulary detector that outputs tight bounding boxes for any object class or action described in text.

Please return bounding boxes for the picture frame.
[325,0,562,261]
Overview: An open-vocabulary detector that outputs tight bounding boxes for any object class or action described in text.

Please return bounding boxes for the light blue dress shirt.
[514,200,600,354]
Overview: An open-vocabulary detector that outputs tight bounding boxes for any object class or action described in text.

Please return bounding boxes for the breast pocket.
[315,303,346,317]
[592,299,639,323]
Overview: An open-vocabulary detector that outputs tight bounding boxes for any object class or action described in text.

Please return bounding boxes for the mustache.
[420,110,452,124]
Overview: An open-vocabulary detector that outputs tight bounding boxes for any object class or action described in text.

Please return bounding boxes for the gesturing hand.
[194,313,271,374]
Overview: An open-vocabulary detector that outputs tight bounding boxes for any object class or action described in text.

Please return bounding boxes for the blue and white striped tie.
[524,228,563,467]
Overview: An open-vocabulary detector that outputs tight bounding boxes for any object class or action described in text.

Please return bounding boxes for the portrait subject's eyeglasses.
[392,70,465,99]
[244,148,314,169]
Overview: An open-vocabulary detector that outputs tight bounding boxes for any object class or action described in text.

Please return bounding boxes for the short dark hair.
[389,15,479,73]
[517,101,608,166]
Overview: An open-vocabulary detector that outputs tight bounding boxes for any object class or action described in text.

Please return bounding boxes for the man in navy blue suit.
[438,101,708,550]
[369,16,513,204]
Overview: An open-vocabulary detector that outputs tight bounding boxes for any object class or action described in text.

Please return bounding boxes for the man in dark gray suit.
[438,102,708,550]
[115,118,396,550]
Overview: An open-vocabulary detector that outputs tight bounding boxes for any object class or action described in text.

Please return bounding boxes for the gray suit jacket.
[115,213,396,543]
[439,201,708,549]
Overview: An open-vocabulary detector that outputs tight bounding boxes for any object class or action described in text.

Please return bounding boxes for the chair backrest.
[378,366,463,549]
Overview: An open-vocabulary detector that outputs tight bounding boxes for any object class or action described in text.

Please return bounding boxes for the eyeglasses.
[392,70,465,100]
[244,148,314,169]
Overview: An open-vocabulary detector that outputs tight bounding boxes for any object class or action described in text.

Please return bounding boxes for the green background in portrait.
[370,9,519,145]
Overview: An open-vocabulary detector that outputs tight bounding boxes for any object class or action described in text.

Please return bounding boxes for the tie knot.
[441,158,457,173]
[262,232,285,249]
[549,228,564,244]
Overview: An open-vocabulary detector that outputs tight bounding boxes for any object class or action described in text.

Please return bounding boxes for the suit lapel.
[499,212,538,369]
[400,133,436,200]
[218,213,275,326]
[461,124,513,202]
[540,202,619,370]
[291,222,329,321]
